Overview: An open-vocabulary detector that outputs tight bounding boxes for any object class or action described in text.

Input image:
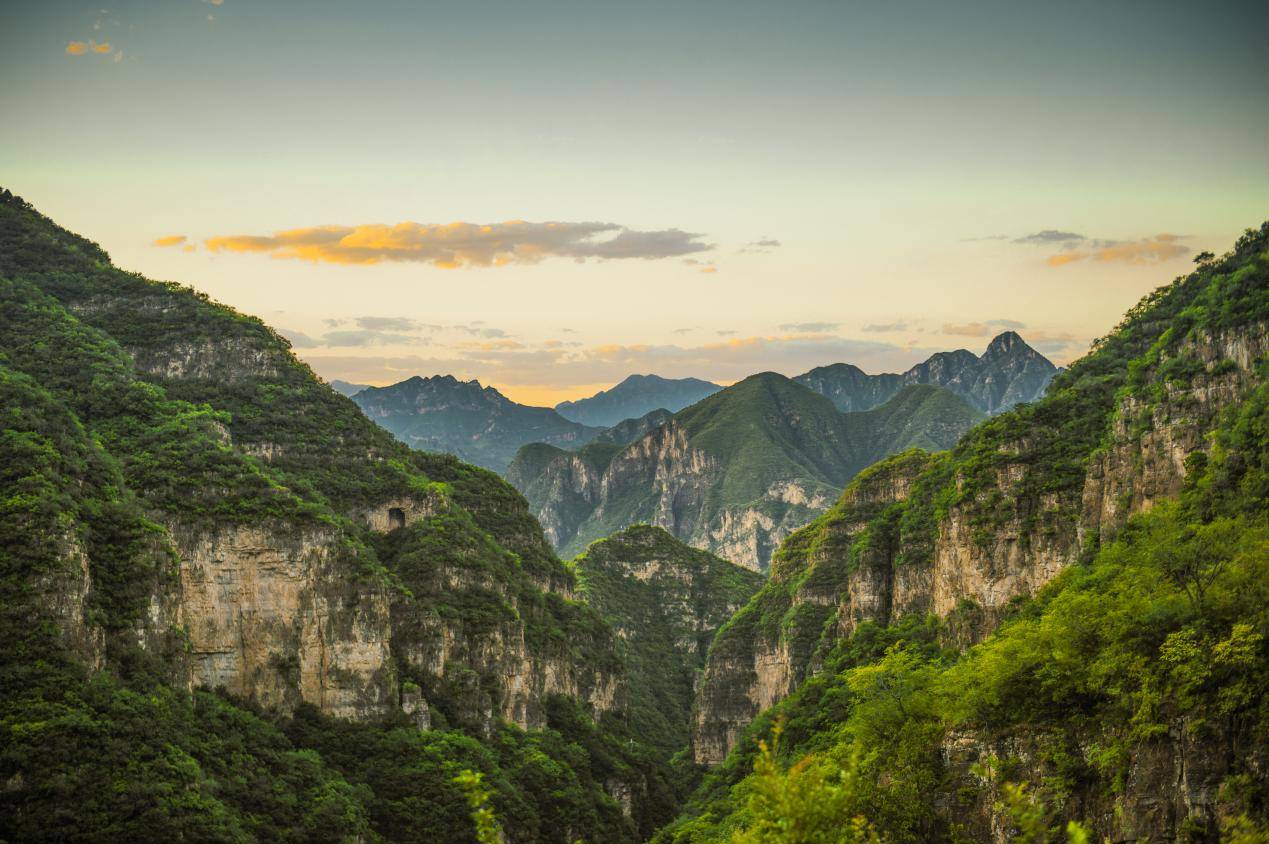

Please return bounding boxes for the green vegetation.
[0,189,685,841]
[662,376,1269,840]
[572,526,765,755]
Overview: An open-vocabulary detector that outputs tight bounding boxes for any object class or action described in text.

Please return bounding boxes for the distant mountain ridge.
[796,330,1058,414]
[351,374,601,473]
[556,373,721,427]
[510,375,985,570]
[329,379,371,397]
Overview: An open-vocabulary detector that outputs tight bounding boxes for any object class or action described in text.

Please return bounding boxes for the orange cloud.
[1046,234,1187,267]
[67,40,113,56]
[204,221,712,268]
[152,234,188,247]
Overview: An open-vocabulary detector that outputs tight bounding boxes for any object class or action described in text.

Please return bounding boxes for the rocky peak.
[981,329,1026,358]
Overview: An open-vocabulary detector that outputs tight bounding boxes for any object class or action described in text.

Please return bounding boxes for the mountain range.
[3,188,1265,842]
[510,376,986,570]
[555,373,721,426]
[350,374,603,474]
[795,329,1058,414]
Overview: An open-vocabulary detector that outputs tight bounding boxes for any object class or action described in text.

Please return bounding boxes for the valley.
[1,189,1264,842]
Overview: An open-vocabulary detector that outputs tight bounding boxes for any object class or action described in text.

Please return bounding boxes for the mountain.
[556,374,721,427]
[0,190,680,841]
[571,525,764,756]
[795,330,1058,414]
[592,407,674,445]
[668,224,1269,842]
[351,374,602,474]
[329,378,371,397]
[511,376,985,570]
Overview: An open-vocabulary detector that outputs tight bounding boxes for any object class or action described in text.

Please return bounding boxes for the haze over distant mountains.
[350,375,601,474]
[796,331,1058,414]
[555,374,721,427]
[329,379,371,397]
[344,332,1056,487]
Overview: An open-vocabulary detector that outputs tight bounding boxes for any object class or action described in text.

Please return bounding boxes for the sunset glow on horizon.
[4,0,1266,403]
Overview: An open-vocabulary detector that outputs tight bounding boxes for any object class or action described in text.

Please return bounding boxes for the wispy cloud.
[152,234,187,247]
[861,321,907,332]
[354,316,439,332]
[942,318,1027,337]
[778,321,841,332]
[738,237,782,254]
[321,329,420,347]
[204,220,713,268]
[1013,230,1085,245]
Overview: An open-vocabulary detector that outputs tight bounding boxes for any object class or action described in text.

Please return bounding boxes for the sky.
[3,0,1267,406]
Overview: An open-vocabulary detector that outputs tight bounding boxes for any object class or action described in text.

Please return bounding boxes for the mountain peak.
[982,330,1028,358]
[555,373,721,427]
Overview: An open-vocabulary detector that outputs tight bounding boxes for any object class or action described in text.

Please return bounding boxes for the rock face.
[512,378,984,571]
[555,374,721,427]
[164,523,395,720]
[796,331,1058,415]
[572,525,765,755]
[352,374,602,474]
[691,319,1267,764]
[940,719,1256,843]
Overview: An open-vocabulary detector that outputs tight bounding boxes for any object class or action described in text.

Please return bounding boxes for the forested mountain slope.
[0,189,680,841]
[512,379,984,571]
[571,526,765,757]
[667,223,1269,842]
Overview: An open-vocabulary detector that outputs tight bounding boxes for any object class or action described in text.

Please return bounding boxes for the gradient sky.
[3,0,1267,405]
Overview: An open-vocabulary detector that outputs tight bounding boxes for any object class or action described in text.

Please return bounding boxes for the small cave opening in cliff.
[388,507,406,530]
